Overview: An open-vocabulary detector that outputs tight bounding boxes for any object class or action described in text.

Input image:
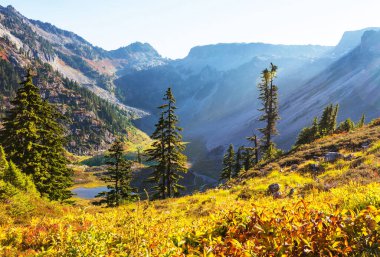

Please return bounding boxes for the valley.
[0,2,380,256]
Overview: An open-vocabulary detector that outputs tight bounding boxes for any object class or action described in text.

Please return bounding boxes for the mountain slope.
[2,119,380,256]
[277,29,380,148]
[0,5,154,154]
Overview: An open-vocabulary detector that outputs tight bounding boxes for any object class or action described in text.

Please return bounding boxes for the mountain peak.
[334,27,380,56]
[360,29,380,54]
[109,42,161,59]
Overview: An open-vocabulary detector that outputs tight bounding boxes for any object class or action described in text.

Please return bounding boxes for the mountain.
[277,29,380,148]
[114,28,380,178]
[0,5,165,154]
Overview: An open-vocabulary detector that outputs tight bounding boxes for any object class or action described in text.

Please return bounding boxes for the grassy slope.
[1,122,380,256]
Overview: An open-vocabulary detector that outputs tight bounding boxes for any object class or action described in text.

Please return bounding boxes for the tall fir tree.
[96,139,136,207]
[146,88,187,199]
[257,63,280,154]
[220,144,235,181]
[0,70,72,201]
[162,88,187,197]
[145,113,167,199]
[234,146,243,177]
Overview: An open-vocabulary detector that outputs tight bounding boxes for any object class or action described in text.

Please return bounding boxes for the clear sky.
[1,0,380,59]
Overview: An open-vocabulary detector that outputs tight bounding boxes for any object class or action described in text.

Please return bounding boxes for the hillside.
[1,119,380,256]
[0,5,158,154]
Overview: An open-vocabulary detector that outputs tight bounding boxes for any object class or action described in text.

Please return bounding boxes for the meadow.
[1,122,380,256]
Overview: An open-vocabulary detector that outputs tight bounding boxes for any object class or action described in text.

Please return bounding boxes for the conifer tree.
[242,147,253,171]
[357,114,365,128]
[136,146,142,164]
[220,144,235,180]
[234,146,243,177]
[337,118,355,132]
[146,88,187,199]
[4,161,36,192]
[0,145,7,179]
[319,104,338,136]
[295,117,320,146]
[257,63,280,154]
[162,88,187,197]
[0,70,72,201]
[145,113,167,199]
[96,139,136,207]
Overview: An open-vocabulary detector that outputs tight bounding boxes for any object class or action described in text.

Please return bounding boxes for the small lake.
[72,186,108,199]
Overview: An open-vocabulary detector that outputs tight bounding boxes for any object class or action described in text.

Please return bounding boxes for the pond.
[72,186,108,199]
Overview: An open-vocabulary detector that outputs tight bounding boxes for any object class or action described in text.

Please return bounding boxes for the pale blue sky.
[1,0,380,58]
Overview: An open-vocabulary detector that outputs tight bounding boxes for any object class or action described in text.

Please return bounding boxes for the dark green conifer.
[146,88,187,199]
[0,70,72,201]
[96,139,136,207]
[0,145,8,178]
[337,118,355,132]
[319,104,338,136]
[220,144,235,180]
[357,114,365,128]
[145,113,167,199]
[234,146,243,177]
[257,63,280,155]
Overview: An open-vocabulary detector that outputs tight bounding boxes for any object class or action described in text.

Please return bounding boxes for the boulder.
[324,152,343,162]
[268,183,280,194]
[273,191,282,199]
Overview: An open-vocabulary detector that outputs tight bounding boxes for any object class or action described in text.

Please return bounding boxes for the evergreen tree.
[146,88,187,199]
[234,146,243,177]
[337,118,355,133]
[295,117,320,146]
[319,104,338,136]
[136,146,142,164]
[257,63,280,154]
[162,88,187,197]
[4,161,36,193]
[357,114,365,128]
[0,145,8,179]
[96,140,136,207]
[220,144,235,181]
[242,147,253,171]
[145,113,167,199]
[244,134,259,170]
[0,70,72,201]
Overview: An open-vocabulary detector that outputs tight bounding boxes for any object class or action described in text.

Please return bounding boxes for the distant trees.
[96,140,136,207]
[145,88,187,199]
[337,118,355,133]
[0,70,72,201]
[220,144,235,180]
[296,103,366,146]
[234,146,243,177]
[319,104,339,136]
[357,114,365,128]
[258,63,280,155]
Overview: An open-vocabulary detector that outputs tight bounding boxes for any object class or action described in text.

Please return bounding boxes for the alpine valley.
[2,3,380,256]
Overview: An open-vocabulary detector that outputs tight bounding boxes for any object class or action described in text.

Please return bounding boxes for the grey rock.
[268,183,280,194]
[324,152,343,162]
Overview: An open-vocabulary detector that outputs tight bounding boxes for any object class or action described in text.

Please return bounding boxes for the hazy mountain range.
[1,4,380,179]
